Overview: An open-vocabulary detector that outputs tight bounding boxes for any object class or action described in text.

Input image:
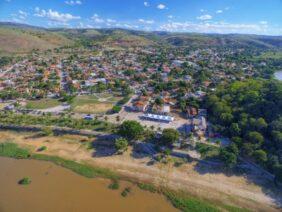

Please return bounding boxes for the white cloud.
[11,10,28,21]
[34,8,80,22]
[91,14,104,23]
[168,15,173,19]
[159,21,274,35]
[144,2,149,7]
[138,19,154,24]
[200,9,205,13]
[107,19,116,23]
[17,10,28,20]
[157,4,166,10]
[260,21,268,25]
[65,0,82,6]
[197,14,212,21]
[216,10,223,14]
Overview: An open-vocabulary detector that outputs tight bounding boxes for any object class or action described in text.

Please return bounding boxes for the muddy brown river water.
[0,157,177,212]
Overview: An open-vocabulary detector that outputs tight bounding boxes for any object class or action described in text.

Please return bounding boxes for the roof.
[142,113,174,122]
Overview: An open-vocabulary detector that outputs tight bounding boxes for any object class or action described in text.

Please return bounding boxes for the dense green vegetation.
[0,142,30,159]
[114,138,128,154]
[163,190,219,212]
[18,177,31,185]
[137,183,157,193]
[108,181,119,190]
[0,111,115,132]
[160,128,180,146]
[118,120,144,141]
[195,143,220,159]
[205,79,282,182]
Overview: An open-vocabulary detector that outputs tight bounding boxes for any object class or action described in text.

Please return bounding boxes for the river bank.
[0,130,281,211]
[0,156,177,212]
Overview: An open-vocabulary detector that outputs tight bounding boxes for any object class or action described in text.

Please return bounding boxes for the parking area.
[109,109,190,131]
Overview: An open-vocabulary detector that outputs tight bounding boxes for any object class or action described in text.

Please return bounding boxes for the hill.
[0,22,282,55]
[0,22,73,55]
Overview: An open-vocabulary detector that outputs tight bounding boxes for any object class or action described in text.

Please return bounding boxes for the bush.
[115,138,128,154]
[121,187,131,197]
[37,146,47,152]
[108,181,119,190]
[137,183,157,193]
[18,177,31,185]
[112,105,122,114]
[163,189,219,212]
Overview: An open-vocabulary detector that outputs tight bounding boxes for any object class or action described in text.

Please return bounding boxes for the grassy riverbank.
[0,111,116,132]
[0,142,250,212]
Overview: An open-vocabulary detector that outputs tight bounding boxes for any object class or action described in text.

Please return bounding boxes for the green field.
[71,94,122,114]
[256,51,282,60]
[26,98,61,110]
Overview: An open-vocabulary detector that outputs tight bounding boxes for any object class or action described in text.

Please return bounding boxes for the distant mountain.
[0,22,73,55]
[0,22,281,55]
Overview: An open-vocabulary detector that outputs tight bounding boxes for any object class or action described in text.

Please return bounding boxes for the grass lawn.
[26,98,61,110]
[0,103,8,110]
[71,95,122,114]
[195,143,220,159]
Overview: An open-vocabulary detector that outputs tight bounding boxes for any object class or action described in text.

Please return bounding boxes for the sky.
[0,0,281,35]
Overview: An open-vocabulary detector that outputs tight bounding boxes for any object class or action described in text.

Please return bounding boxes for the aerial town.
[0,22,281,211]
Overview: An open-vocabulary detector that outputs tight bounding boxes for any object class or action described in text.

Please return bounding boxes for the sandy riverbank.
[0,130,281,211]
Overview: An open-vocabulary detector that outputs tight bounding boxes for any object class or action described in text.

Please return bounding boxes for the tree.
[226,143,239,156]
[115,138,128,154]
[220,149,237,169]
[155,97,164,106]
[247,131,264,148]
[161,128,179,146]
[112,105,122,114]
[253,150,267,164]
[118,121,144,141]
[230,123,241,137]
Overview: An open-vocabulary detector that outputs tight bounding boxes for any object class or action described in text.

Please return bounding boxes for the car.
[84,114,93,120]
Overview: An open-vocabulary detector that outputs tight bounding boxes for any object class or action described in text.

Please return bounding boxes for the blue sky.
[0,0,281,35]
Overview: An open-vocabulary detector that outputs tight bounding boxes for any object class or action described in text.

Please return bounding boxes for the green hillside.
[0,23,73,55]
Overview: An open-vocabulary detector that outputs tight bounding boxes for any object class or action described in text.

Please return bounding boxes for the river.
[274,71,282,81]
[0,157,176,212]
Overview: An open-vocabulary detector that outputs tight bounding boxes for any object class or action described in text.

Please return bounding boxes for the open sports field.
[25,98,61,110]
[71,94,122,114]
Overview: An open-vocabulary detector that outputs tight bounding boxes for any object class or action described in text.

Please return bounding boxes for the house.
[133,101,149,112]
[192,116,207,136]
[187,106,198,118]
[142,113,174,123]
[162,104,171,114]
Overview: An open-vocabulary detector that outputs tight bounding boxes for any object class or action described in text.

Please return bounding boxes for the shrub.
[37,146,47,152]
[137,183,157,193]
[108,181,119,190]
[112,105,122,114]
[121,187,131,197]
[18,177,31,185]
[115,138,128,154]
